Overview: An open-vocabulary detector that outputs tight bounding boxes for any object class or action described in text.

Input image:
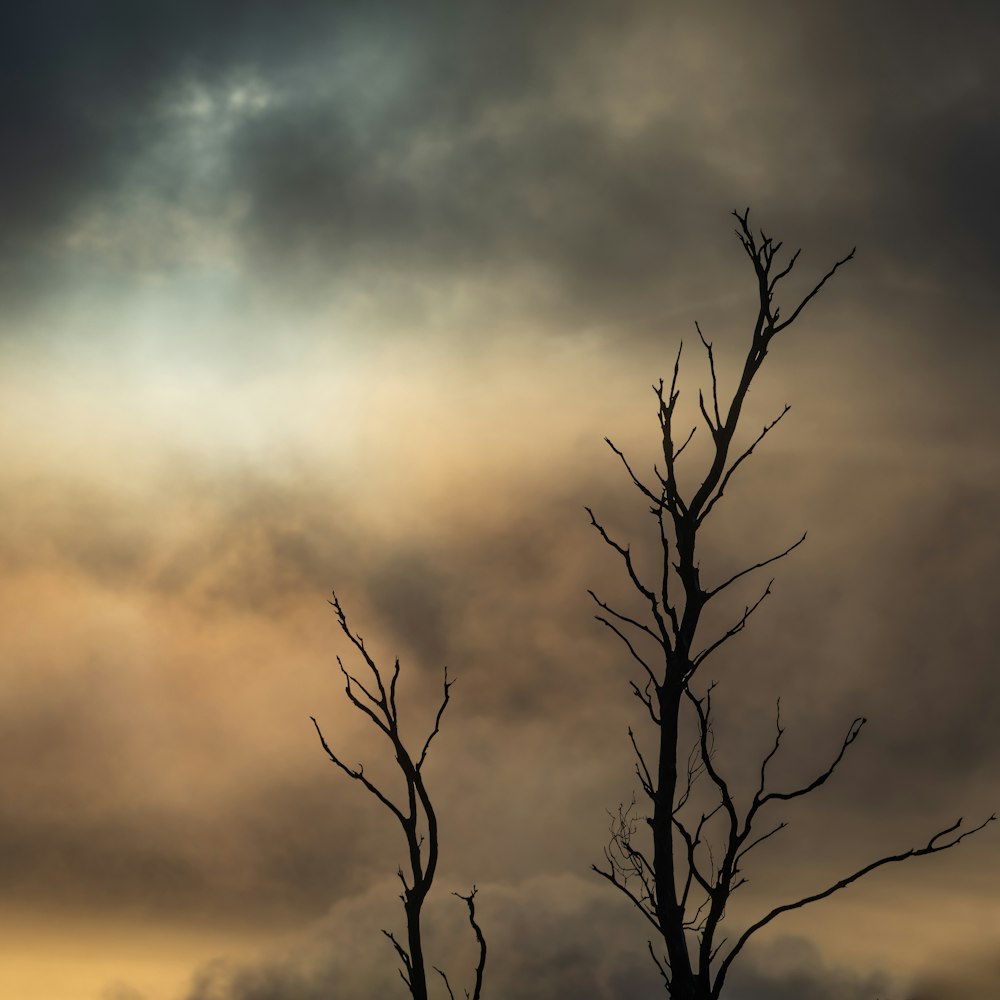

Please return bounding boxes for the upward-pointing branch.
[312,592,486,1000]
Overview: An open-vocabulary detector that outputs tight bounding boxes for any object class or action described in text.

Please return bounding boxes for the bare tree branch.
[629,678,661,726]
[704,533,806,600]
[595,613,658,686]
[714,814,997,997]
[417,667,452,772]
[648,940,671,989]
[586,507,657,603]
[691,581,773,669]
[433,967,455,1000]
[455,887,487,1000]
[734,821,787,869]
[772,247,856,333]
[699,406,791,524]
[606,436,663,505]
[588,589,663,646]
[383,929,414,988]
[629,726,655,796]
[754,716,865,810]
[696,321,722,432]
[310,716,407,827]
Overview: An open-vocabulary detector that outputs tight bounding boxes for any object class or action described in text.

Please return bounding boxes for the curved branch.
[714,814,996,996]
[455,887,487,1000]
[773,247,856,333]
[311,716,407,827]
[755,716,865,809]
[588,589,662,646]
[417,667,453,771]
[595,614,658,686]
[606,437,663,505]
[705,533,806,600]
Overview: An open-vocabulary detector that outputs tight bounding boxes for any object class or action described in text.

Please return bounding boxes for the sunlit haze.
[3,4,999,999]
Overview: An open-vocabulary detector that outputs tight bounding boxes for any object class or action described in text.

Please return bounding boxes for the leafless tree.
[588,209,995,999]
[311,593,486,1000]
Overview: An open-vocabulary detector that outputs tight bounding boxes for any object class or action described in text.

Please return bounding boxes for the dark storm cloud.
[1,2,207,293]
[12,1,1000,339]
[1,1,330,218]
[0,0,364,304]
[220,4,784,323]
[193,2,1000,331]
[231,0,1000,334]
[226,64,725,322]
[780,3,1000,283]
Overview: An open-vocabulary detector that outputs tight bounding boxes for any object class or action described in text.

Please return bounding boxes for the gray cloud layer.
[172,894,893,1000]
[7,2,1000,342]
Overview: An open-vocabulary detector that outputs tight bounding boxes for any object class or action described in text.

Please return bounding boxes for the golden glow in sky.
[3,4,999,999]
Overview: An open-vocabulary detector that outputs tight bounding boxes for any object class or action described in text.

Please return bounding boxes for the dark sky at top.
[4,1,1000,337]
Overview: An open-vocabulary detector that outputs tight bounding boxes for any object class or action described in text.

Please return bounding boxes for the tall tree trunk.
[654,680,696,998]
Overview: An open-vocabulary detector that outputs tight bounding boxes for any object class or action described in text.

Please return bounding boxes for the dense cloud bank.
[172,892,891,1000]
[4,2,1000,341]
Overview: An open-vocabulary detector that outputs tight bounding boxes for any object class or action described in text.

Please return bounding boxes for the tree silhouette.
[588,209,995,999]
[311,593,486,1000]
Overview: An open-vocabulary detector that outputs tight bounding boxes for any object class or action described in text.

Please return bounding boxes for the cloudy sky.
[2,3,999,998]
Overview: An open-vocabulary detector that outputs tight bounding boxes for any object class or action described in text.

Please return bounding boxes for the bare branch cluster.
[588,211,993,999]
[312,592,485,1000]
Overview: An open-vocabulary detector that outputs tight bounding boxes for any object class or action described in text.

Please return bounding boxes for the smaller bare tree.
[311,592,486,1000]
